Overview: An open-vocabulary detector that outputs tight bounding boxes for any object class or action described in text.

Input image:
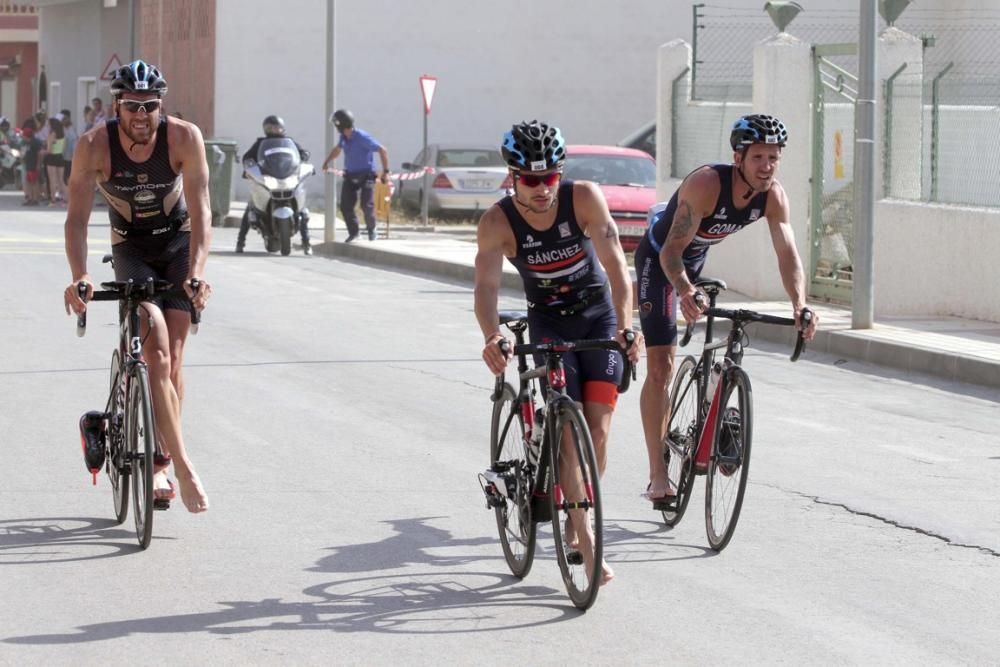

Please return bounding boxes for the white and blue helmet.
[110,60,168,98]
[501,120,567,172]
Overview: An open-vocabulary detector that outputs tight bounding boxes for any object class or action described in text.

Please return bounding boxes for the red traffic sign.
[100,53,124,81]
[419,74,437,115]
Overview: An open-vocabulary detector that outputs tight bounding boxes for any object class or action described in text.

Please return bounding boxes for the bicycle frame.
[673,287,747,472]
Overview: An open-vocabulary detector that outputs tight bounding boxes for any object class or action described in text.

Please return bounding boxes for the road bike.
[658,277,812,551]
[480,311,634,610]
[76,260,199,549]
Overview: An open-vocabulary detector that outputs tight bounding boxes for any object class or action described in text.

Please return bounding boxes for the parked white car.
[397,144,511,218]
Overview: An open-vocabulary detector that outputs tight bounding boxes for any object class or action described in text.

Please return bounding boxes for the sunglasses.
[119,99,162,114]
[515,171,561,188]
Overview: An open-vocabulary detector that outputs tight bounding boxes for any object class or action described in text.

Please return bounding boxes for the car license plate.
[461,179,491,190]
[619,224,645,236]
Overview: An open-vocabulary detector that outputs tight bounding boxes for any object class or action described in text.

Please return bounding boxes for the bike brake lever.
[76,282,88,338]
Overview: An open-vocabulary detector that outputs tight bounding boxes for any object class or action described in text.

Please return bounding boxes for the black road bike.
[480,311,634,610]
[658,277,812,551]
[76,261,199,549]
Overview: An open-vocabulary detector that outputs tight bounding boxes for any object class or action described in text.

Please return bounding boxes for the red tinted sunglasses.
[515,171,561,188]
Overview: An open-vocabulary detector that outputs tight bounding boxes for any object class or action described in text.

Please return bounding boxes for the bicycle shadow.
[602,518,716,563]
[0,516,166,563]
[3,515,575,645]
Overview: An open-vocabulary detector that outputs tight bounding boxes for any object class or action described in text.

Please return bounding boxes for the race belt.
[112,219,183,238]
[528,283,609,317]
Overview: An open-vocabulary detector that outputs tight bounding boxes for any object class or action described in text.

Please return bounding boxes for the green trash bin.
[204,139,239,226]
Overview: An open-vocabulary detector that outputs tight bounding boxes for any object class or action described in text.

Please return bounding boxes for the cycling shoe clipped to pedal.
[79,411,107,485]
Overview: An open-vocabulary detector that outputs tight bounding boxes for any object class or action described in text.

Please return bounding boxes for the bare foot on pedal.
[176,471,209,513]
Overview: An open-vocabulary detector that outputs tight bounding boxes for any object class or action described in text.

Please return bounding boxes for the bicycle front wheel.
[549,398,603,610]
[705,367,753,551]
[128,364,156,549]
[108,349,128,524]
[662,355,699,527]
[490,383,537,578]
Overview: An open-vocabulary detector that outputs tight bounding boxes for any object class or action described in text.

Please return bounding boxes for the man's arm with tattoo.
[659,167,720,322]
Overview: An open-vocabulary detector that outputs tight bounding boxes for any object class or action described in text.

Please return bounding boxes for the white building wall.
[36,0,113,116]
[875,200,1000,320]
[215,0,739,200]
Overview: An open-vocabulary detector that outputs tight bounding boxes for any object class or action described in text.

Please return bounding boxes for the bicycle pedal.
[153,499,171,511]
[652,498,677,512]
[566,549,584,566]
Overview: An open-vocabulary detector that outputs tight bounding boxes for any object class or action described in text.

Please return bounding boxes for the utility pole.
[324,0,337,243]
[852,0,877,328]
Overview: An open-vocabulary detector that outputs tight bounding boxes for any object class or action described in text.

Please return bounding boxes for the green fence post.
[930,61,954,202]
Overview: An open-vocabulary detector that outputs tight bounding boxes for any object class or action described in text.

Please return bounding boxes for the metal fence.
[694,3,1000,209]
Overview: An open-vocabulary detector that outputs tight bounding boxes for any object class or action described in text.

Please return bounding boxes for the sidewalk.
[260,206,1000,391]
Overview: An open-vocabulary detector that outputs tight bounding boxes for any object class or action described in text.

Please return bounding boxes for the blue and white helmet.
[501,120,567,172]
[730,114,787,151]
[110,60,168,98]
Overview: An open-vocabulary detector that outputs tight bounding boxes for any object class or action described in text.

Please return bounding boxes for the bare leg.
[562,401,615,586]
[141,305,208,513]
[639,345,677,498]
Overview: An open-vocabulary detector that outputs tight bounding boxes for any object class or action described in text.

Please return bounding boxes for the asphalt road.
[1,192,998,665]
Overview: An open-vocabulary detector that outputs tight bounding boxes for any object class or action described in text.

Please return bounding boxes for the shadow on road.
[0,516,161,563]
[3,515,577,643]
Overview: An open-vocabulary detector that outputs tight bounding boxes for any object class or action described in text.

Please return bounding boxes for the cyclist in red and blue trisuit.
[475,120,644,586]
[63,60,211,514]
[634,114,818,505]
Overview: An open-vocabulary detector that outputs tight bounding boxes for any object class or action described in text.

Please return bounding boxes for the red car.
[564,145,657,251]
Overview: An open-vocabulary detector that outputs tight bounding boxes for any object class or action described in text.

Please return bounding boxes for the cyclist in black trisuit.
[475,120,644,585]
[633,114,818,505]
[63,60,211,514]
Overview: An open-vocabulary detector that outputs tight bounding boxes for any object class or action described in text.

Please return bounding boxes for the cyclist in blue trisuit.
[63,60,211,514]
[474,120,644,586]
[634,114,818,505]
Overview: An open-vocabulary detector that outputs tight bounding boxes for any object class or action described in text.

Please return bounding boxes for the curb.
[312,240,1000,390]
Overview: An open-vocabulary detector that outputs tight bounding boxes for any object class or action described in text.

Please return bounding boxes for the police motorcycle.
[242,137,315,256]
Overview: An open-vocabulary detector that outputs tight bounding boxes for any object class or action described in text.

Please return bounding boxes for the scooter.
[0,142,21,190]
[242,137,314,256]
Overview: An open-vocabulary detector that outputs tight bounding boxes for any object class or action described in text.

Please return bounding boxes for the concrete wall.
[216,0,713,200]
[37,0,121,116]
[875,200,1000,320]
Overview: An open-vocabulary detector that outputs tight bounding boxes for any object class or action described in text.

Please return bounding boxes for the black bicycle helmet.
[501,120,567,172]
[263,115,285,137]
[110,60,168,98]
[331,109,354,131]
[730,114,787,151]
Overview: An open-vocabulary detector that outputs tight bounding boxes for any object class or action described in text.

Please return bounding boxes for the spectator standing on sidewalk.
[321,109,389,242]
[61,110,79,184]
[91,97,108,126]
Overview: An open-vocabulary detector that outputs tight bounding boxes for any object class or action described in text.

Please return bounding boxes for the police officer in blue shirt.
[321,109,390,242]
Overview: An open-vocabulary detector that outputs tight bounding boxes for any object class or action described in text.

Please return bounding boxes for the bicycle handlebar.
[75,278,201,337]
[680,298,814,362]
[499,336,636,393]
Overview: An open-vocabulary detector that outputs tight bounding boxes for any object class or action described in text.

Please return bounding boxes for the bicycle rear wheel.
[705,367,753,551]
[549,398,603,610]
[489,383,537,578]
[108,350,129,524]
[662,355,699,527]
[128,364,156,549]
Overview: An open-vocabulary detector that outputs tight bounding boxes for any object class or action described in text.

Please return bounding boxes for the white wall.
[875,200,1000,320]
[215,0,728,201]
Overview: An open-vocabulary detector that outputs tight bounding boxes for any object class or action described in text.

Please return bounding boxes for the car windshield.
[563,154,656,187]
[436,149,505,168]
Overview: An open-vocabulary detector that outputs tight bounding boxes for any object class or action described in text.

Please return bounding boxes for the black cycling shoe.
[79,411,107,482]
[344,234,359,243]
